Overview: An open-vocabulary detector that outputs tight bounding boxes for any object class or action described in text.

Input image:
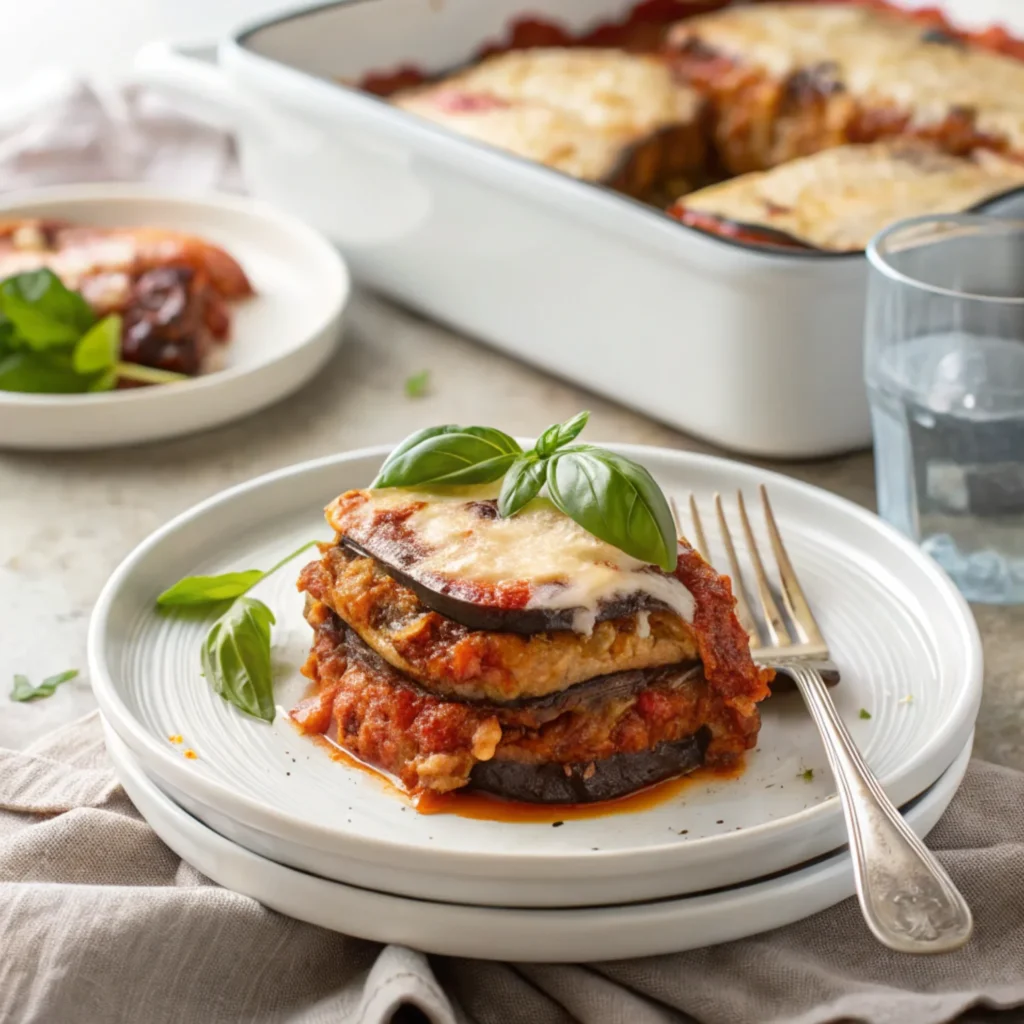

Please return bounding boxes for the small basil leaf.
[157,541,319,610]
[0,350,92,393]
[0,269,96,348]
[88,367,119,392]
[546,447,677,571]
[404,369,430,398]
[115,362,188,386]
[498,455,546,517]
[10,669,79,702]
[73,314,121,373]
[201,597,276,722]
[157,571,266,607]
[373,425,522,488]
[534,410,590,457]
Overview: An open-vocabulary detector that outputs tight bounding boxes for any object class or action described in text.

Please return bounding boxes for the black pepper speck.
[552,821,565,828]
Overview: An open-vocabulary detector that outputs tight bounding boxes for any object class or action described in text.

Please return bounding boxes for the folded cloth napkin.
[1,712,1024,1024]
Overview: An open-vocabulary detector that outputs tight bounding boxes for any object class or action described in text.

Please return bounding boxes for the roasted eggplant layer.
[667,3,1024,174]
[291,610,759,797]
[299,547,699,703]
[391,47,706,197]
[325,488,697,635]
[669,142,1024,251]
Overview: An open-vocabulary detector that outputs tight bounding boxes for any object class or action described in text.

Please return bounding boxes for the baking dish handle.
[133,41,239,132]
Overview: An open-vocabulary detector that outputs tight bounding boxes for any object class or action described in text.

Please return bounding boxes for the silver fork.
[678,487,973,954]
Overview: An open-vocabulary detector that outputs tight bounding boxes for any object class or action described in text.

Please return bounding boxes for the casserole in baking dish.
[133,0,1024,457]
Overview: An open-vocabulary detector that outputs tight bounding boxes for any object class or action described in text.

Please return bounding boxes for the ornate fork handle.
[778,661,973,953]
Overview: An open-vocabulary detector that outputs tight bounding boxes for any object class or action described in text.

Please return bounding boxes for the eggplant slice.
[469,728,713,803]
[342,536,670,634]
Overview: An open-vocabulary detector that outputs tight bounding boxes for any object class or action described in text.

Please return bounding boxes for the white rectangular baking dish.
[134,0,1024,457]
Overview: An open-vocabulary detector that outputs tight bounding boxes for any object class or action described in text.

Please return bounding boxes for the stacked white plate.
[89,446,983,961]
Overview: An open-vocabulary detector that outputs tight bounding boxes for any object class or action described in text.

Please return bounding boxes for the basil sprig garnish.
[157,540,319,722]
[375,411,678,571]
[10,669,79,702]
[0,268,187,394]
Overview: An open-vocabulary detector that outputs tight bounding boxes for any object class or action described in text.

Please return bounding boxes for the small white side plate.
[105,720,972,962]
[0,184,349,450]
[89,446,983,906]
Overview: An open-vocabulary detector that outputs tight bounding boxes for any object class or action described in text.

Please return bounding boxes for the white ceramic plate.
[89,446,982,907]
[106,719,972,961]
[0,184,349,450]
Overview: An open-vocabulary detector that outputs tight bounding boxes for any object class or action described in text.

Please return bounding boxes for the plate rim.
[88,442,984,869]
[104,717,974,961]
[0,182,351,409]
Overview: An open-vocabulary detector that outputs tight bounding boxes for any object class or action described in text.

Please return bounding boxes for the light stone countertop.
[1,292,1022,767]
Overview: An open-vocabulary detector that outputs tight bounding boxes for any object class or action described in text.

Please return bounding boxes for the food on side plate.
[0,220,253,390]
[666,2,1024,175]
[391,48,706,197]
[668,142,1024,251]
[290,415,772,803]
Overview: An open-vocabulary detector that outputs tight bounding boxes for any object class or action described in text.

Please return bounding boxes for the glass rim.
[866,213,1024,305]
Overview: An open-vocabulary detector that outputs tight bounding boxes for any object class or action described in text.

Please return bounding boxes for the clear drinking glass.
[865,214,1024,604]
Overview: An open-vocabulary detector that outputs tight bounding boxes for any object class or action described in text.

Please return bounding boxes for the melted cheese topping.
[678,142,1024,250]
[392,48,701,181]
[332,487,695,632]
[670,3,1024,151]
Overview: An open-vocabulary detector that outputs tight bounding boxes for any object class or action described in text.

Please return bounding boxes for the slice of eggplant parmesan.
[327,489,695,634]
[469,729,712,803]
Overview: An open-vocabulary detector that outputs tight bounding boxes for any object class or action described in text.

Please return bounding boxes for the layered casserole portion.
[392,48,707,198]
[292,488,771,803]
[667,2,1024,175]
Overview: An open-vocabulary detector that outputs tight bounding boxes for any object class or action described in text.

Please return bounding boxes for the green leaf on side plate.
[73,314,122,374]
[0,269,96,349]
[157,571,266,607]
[10,669,79,702]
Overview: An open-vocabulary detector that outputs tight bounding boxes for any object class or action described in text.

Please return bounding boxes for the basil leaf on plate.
[372,425,522,488]
[201,597,277,722]
[498,454,547,518]
[0,269,96,349]
[546,447,678,571]
[0,350,93,393]
[534,410,590,458]
[157,540,320,609]
[157,571,266,607]
[73,314,122,374]
[10,669,79,702]
[115,362,189,387]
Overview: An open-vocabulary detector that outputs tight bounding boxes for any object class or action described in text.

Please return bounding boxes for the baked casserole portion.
[391,48,706,197]
[667,2,1024,174]
[668,141,1024,251]
[292,487,771,802]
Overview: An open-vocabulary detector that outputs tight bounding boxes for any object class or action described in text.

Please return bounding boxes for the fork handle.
[780,663,973,953]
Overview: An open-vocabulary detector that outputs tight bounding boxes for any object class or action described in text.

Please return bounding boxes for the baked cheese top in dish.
[668,3,1024,153]
[325,486,695,634]
[391,48,702,183]
[671,142,1024,251]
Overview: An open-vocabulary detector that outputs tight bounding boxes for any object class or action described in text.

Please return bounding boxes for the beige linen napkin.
[2,712,1024,1024]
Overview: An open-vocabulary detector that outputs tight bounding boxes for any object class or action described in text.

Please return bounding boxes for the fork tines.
[672,488,827,660]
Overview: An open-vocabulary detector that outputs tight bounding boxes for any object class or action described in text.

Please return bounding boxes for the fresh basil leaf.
[373,425,522,488]
[157,540,319,610]
[73,314,121,373]
[0,269,95,348]
[157,571,266,607]
[0,350,92,393]
[498,454,546,517]
[201,597,276,722]
[404,369,430,398]
[546,447,677,571]
[534,410,590,457]
[88,367,119,392]
[10,669,79,702]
